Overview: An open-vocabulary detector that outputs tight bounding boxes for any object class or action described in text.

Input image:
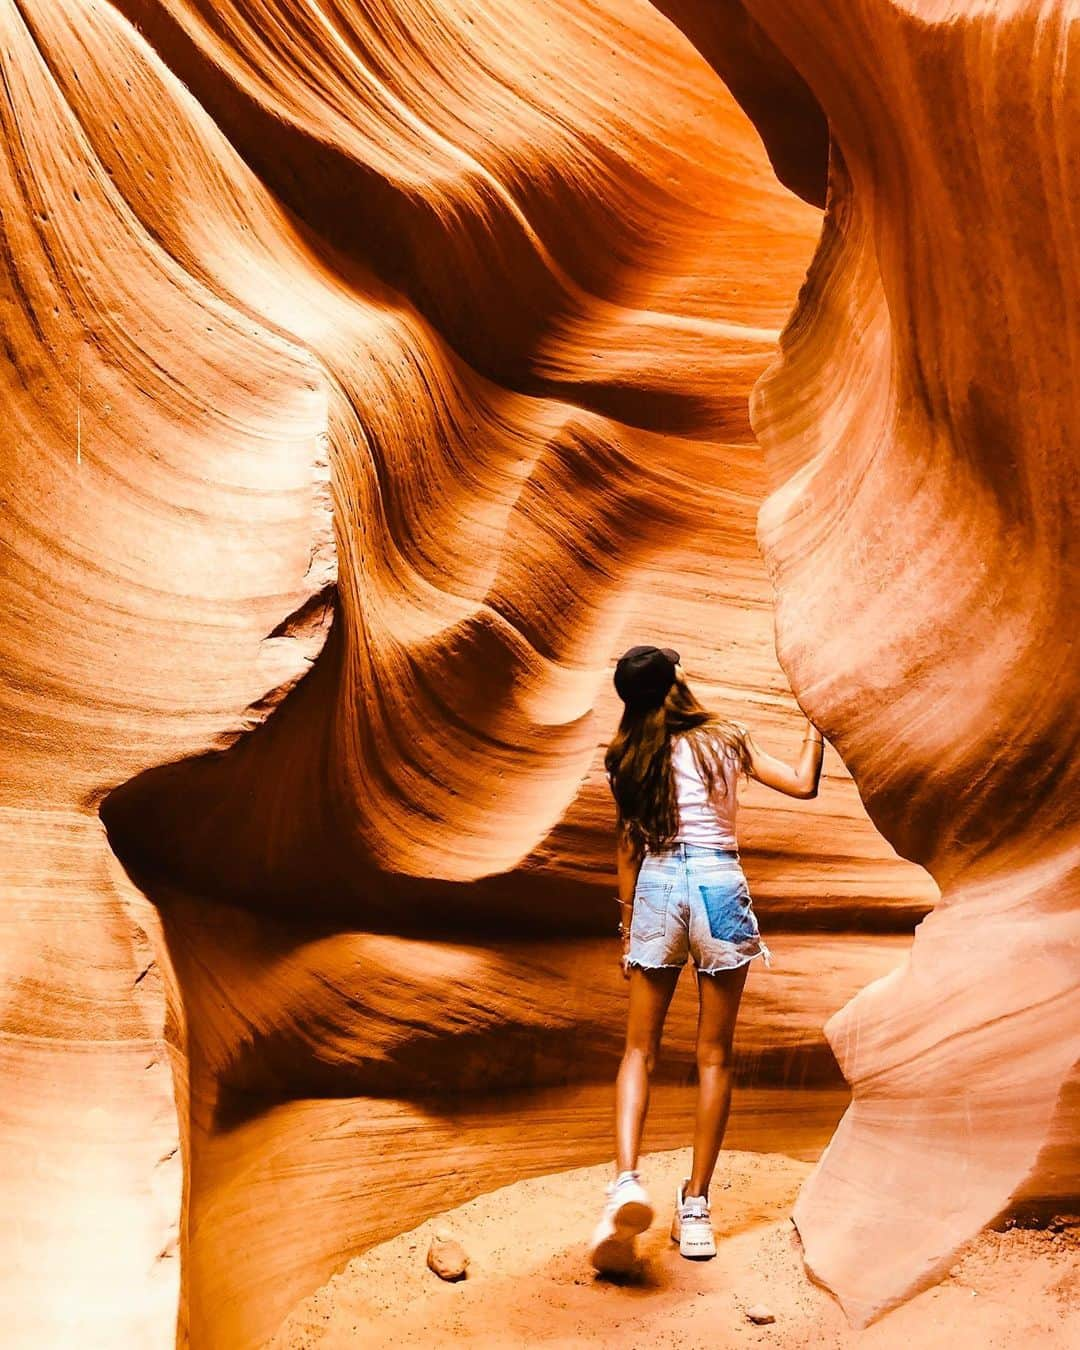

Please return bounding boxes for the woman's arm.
[741,720,824,799]
[615,811,644,978]
[616,814,645,904]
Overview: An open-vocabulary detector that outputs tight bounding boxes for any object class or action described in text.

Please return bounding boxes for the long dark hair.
[604,676,750,853]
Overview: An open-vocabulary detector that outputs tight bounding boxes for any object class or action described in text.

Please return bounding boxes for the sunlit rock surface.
[741,0,1080,1328]
[5,0,1072,1347]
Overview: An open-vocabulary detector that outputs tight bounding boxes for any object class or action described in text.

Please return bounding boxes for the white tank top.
[671,734,739,850]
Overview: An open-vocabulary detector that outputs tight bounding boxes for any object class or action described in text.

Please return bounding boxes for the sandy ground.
[269,1148,1078,1348]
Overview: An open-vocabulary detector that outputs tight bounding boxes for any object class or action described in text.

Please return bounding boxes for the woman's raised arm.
[741,720,824,799]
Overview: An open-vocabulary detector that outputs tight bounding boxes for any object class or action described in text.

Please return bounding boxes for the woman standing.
[589,644,824,1273]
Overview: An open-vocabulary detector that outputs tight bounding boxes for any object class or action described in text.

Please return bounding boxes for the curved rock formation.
[13,0,1072,1346]
[740,0,1080,1327]
[0,2,333,1342]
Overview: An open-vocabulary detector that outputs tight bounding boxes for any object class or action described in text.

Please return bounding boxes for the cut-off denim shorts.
[627,843,772,975]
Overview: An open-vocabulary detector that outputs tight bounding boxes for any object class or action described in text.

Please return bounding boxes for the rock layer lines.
[6,1,1070,1347]
[742,0,1080,1326]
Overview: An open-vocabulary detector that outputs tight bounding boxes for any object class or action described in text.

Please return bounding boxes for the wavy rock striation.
[740,0,1080,1327]
[5,0,1047,1346]
[0,2,333,1343]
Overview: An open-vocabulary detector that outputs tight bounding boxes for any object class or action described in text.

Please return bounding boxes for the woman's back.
[593,643,823,1275]
[670,733,739,851]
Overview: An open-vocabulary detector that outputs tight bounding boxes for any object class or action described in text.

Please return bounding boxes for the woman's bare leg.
[687,962,749,1198]
[615,967,681,1174]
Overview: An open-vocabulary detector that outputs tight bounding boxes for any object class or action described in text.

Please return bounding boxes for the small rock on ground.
[426,1231,469,1282]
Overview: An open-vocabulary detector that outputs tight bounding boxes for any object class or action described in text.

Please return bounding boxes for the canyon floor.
[271,1145,1078,1348]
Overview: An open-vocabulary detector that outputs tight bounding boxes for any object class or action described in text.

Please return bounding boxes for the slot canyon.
[0,1,1076,1346]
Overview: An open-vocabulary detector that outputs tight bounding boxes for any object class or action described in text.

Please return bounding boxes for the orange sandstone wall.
[9,0,1069,1346]
[0,1,334,1342]
[738,0,1080,1327]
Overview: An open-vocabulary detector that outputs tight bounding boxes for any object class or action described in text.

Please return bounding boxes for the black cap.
[613,645,680,709]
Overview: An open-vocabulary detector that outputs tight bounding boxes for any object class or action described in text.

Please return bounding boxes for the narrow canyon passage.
[77,1,932,1341]
[101,534,930,1347]
[1,1,1076,1348]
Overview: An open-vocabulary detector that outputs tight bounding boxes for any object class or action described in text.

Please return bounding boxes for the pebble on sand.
[746,1304,776,1325]
[426,1230,469,1282]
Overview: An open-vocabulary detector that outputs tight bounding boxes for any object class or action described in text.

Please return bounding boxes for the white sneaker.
[588,1171,654,1274]
[670,1178,716,1259]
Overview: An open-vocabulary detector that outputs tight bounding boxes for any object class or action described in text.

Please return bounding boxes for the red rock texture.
[0,0,1072,1347]
[740,0,1080,1326]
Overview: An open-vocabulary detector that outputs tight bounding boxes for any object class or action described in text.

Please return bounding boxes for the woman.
[589,644,824,1273]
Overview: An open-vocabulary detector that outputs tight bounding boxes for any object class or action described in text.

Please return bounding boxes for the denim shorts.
[627,843,772,975]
